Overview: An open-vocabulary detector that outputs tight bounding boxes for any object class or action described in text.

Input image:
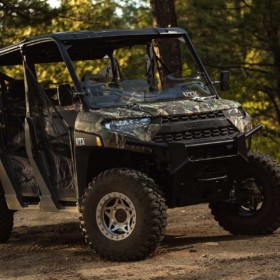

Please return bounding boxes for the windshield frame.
[60,31,218,109]
[182,33,217,97]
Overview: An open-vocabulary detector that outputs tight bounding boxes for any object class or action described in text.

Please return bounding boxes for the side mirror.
[220,71,230,91]
[57,84,73,106]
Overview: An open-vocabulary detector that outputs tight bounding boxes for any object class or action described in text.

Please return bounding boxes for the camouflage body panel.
[135,98,241,116]
[223,110,252,133]
[75,98,251,150]
[75,112,127,149]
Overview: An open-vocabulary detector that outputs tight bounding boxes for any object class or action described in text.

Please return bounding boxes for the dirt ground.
[0,204,280,280]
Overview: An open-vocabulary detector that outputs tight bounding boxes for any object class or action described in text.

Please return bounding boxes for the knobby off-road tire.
[0,190,14,242]
[79,168,167,261]
[210,152,280,235]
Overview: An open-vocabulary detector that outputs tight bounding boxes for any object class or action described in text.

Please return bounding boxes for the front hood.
[92,98,241,119]
[132,98,241,116]
[75,98,243,148]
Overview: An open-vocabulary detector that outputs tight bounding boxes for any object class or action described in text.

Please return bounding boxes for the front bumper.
[126,125,262,207]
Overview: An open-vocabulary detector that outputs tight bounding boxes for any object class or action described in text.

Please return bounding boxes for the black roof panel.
[0,27,187,66]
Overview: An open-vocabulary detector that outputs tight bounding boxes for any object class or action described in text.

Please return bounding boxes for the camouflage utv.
[0,28,280,261]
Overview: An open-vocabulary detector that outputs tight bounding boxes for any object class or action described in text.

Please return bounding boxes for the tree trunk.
[150,0,177,28]
[150,0,181,89]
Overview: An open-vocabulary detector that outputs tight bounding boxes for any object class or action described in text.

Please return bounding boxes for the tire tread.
[210,152,280,235]
[79,168,167,261]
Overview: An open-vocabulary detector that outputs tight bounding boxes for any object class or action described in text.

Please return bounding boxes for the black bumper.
[126,125,262,207]
[164,133,250,206]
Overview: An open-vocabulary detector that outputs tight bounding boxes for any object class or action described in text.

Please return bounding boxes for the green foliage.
[0,0,279,158]
[0,0,151,46]
[0,0,151,88]
[176,0,280,159]
[0,0,61,46]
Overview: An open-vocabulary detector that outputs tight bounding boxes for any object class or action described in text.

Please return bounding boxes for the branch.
[205,64,269,74]
[261,128,280,144]
[240,0,252,8]
[260,86,280,124]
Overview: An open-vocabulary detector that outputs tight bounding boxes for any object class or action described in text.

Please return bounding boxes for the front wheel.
[210,152,280,235]
[79,168,167,261]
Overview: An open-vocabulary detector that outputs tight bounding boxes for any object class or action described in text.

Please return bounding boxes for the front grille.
[187,144,235,160]
[152,111,238,144]
[153,125,237,143]
[161,111,225,124]
[152,111,238,160]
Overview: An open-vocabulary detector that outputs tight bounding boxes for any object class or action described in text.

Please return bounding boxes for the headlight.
[223,107,252,133]
[224,108,246,119]
[104,118,151,132]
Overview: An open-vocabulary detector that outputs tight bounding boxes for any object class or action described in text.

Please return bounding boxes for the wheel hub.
[115,209,127,223]
[236,178,264,214]
[96,192,137,241]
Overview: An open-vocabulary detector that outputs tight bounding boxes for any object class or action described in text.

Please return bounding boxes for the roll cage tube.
[53,38,91,111]
[108,52,119,83]
[146,43,157,90]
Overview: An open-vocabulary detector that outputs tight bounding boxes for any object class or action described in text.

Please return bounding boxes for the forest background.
[0,0,279,159]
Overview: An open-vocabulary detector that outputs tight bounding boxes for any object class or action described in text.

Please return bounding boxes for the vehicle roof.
[0,27,187,66]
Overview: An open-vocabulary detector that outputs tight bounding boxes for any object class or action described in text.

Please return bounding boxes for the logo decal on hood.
[76,138,86,146]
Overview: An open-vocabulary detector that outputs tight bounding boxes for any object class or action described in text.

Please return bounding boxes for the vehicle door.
[22,44,78,204]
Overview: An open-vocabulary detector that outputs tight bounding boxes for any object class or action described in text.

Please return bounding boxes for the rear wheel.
[79,168,167,261]
[210,152,280,235]
[0,190,14,242]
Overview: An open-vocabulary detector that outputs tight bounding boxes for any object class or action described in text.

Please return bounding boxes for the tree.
[150,0,177,28]
[150,0,181,88]
[0,0,60,46]
[175,0,280,159]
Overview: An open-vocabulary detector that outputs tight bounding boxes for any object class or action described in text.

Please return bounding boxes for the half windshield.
[72,36,215,109]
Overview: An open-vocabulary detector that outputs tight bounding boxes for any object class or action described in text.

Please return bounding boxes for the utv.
[0,27,280,261]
